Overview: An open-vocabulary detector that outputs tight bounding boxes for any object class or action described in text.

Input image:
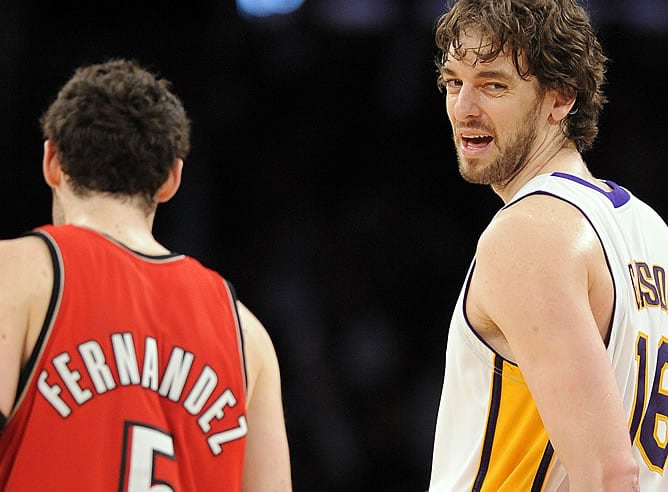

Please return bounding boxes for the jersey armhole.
[224,279,248,395]
[14,230,62,405]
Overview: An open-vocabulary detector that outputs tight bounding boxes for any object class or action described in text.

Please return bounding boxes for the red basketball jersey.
[0,224,248,491]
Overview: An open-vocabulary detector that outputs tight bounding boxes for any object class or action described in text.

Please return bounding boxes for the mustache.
[454,119,493,135]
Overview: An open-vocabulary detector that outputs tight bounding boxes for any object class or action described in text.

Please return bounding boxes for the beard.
[455,99,541,187]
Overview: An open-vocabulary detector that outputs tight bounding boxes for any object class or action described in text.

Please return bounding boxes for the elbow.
[601,459,640,492]
[569,456,639,491]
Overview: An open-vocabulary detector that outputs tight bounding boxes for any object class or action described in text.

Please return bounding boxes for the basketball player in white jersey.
[429,0,668,490]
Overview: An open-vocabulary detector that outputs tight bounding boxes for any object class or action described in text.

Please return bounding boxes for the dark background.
[0,1,666,490]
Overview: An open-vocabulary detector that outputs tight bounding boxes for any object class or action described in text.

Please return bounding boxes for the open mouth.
[459,132,494,158]
[462,135,493,148]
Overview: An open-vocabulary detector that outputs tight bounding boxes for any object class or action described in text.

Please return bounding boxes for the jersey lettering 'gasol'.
[628,262,667,311]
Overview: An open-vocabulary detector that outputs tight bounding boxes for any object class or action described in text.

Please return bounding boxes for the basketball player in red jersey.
[0,58,292,491]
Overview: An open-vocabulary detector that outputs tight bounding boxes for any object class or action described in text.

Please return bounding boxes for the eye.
[483,82,507,95]
[438,78,462,94]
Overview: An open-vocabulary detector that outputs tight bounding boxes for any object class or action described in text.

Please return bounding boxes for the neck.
[54,193,169,255]
[492,140,594,203]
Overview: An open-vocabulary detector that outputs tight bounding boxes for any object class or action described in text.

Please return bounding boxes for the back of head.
[434,0,608,152]
[40,58,191,209]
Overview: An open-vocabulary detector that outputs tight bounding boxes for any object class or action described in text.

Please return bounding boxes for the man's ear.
[156,158,183,203]
[42,139,62,187]
[549,90,577,123]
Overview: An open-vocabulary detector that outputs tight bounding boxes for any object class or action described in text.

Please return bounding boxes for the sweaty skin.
[438,30,640,491]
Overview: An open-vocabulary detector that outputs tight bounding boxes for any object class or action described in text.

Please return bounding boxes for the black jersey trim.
[472,355,504,490]
[0,409,6,430]
[225,280,248,394]
[531,441,554,491]
[15,231,62,405]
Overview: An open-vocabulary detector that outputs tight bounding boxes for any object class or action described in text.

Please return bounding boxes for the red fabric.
[0,225,247,491]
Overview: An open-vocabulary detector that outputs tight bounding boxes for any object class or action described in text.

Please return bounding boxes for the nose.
[449,84,482,121]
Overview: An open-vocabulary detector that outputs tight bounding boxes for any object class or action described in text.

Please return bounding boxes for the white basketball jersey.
[429,172,668,491]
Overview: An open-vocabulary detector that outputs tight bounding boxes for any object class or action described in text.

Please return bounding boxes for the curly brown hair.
[40,58,191,209]
[434,0,608,152]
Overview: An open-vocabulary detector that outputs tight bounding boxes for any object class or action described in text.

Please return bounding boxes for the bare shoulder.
[236,301,276,361]
[0,235,53,302]
[0,235,53,416]
[235,301,281,398]
[477,193,599,264]
[0,234,51,264]
[235,301,292,491]
[0,234,54,334]
[469,194,608,354]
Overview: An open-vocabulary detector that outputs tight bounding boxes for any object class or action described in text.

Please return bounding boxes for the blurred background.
[0,1,666,490]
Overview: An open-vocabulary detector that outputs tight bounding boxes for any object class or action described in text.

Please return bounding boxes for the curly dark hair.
[434,0,608,152]
[40,58,191,209]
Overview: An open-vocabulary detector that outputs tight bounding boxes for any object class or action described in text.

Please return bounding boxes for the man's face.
[440,32,551,187]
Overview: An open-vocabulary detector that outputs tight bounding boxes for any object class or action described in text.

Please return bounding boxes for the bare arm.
[0,236,53,420]
[237,302,292,492]
[470,196,638,491]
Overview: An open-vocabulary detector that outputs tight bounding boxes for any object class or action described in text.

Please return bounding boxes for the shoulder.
[477,193,597,265]
[236,301,282,399]
[0,235,55,337]
[0,235,54,289]
[470,194,604,335]
[0,235,54,415]
[235,301,292,490]
[236,301,275,356]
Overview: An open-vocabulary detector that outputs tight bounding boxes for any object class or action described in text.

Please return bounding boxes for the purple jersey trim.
[551,172,630,208]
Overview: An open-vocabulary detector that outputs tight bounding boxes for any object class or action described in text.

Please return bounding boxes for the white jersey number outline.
[120,422,175,492]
